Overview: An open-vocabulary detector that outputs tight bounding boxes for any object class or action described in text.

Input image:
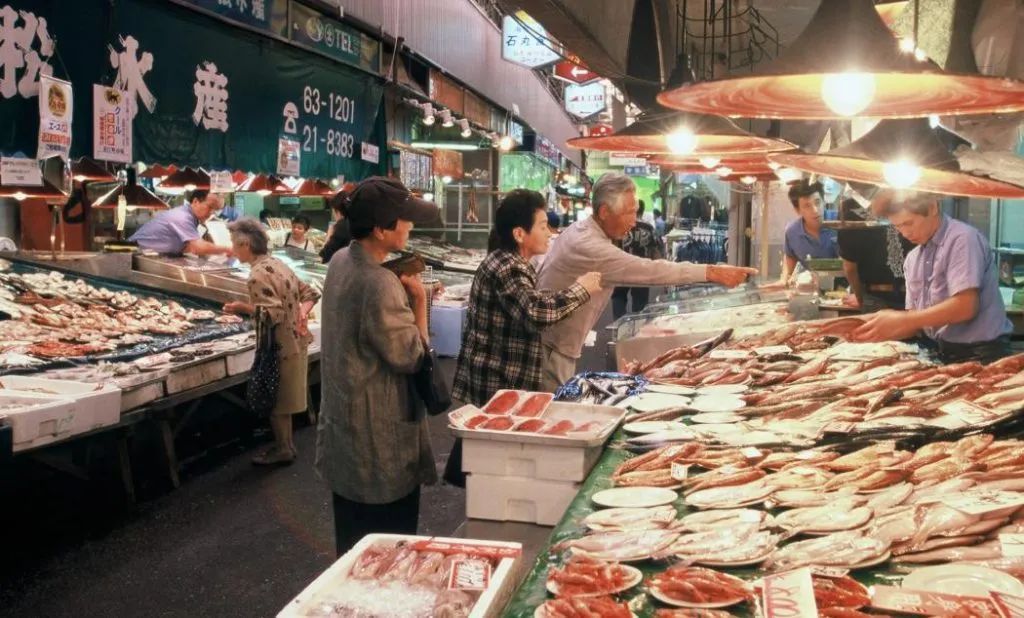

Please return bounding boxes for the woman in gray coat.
[315,177,439,556]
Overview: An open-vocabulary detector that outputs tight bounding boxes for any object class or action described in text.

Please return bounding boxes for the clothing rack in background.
[671,221,729,265]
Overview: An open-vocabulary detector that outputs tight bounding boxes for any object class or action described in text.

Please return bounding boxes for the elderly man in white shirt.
[537,172,757,390]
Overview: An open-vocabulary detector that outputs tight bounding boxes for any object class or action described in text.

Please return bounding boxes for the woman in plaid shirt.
[453,190,603,406]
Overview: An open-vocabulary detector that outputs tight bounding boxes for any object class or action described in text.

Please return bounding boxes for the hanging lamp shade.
[875,2,908,28]
[292,178,335,196]
[657,0,1024,120]
[236,173,290,195]
[567,110,795,156]
[0,176,67,201]
[157,167,211,194]
[768,118,1024,199]
[93,182,168,209]
[231,170,249,185]
[647,154,776,176]
[71,157,116,183]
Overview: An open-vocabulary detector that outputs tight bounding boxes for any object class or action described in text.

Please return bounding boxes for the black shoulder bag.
[246,308,281,417]
[413,345,451,416]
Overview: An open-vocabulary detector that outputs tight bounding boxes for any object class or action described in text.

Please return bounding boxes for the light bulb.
[667,128,698,155]
[441,175,453,184]
[699,156,721,169]
[740,175,758,185]
[767,161,781,171]
[423,192,434,202]
[423,114,435,126]
[883,160,922,189]
[715,166,733,177]
[914,48,927,62]
[461,127,472,138]
[12,192,28,201]
[821,72,876,117]
[184,183,197,191]
[899,38,916,53]
[257,189,272,197]
[928,114,940,128]
[441,115,454,128]
[498,135,514,151]
[775,167,802,184]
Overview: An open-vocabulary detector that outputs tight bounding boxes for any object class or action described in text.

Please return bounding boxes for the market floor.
[0,299,625,618]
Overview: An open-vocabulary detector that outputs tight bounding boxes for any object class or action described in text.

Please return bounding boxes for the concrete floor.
[0,297,623,618]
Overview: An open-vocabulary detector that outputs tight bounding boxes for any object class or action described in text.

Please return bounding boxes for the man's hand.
[850,309,918,342]
[576,271,603,295]
[842,294,862,309]
[707,265,758,288]
[400,273,426,302]
[222,301,248,315]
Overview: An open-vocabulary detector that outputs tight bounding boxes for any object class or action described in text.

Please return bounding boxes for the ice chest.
[0,392,78,451]
[466,473,580,526]
[462,438,603,482]
[0,375,121,430]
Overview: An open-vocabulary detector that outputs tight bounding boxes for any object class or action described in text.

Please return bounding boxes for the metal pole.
[457,183,464,242]
[758,181,771,276]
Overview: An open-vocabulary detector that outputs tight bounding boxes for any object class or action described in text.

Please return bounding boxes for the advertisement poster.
[37,75,73,159]
[277,137,301,176]
[93,85,132,163]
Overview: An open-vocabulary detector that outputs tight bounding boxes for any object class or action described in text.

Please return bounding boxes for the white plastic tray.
[449,401,625,448]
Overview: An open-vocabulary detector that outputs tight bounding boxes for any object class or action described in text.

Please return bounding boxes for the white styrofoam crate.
[225,348,255,376]
[121,381,166,412]
[462,438,603,482]
[466,473,580,526]
[278,533,521,618]
[0,392,78,451]
[0,375,121,430]
[165,358,227,394]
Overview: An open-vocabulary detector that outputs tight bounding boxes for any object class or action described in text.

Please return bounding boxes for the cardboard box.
[278,534,521,618]
[466,472,580,526]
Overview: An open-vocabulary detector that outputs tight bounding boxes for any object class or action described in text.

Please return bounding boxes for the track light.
[422,103,435,126]
[440,110,454,128]
[458,118,472,138]
[498,135,514,151]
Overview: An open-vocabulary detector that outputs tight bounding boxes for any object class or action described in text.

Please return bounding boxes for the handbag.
[413,346,451,416]
[246,308,281,417]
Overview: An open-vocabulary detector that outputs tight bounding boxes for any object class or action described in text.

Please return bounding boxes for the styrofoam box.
[466,473,580,526]
[225,348,255,376]
[0,375,121,430]
[120,381,166,412]
[278,533,522,618]
[165,358,227,394]
[462,438,603,482]
[0,392,77,451]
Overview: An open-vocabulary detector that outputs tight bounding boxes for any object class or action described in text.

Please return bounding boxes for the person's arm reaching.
[779,254,798,286]
[184,238,232,257]
[496,263,598,334]
[583,237,755,288]
[851,289,978,342]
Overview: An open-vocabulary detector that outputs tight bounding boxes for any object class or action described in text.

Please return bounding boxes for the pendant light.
[71,157,116,183]
[647,155,775,178]
[567,110,795,156]
[768,118,1024,199]
[157,167,211,195]
[235,173,290,196]
[291,178,335,196]
[93,181,168,210]
[0,176,67,202]
[657,0,1024,120]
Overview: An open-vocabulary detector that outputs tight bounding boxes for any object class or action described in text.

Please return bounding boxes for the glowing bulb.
[821,73,876,117]
[423,192,434,202]
[899,38,916,53]
[73,175,87,182]
[184,183,197,191]
[441,175,452,184]
[883,160,922,189]
[775,167,803,184]
[12,192,28,201]
[460,127,472,138]
[715,166,733,177]
[699,156,721,169]
[441,115,454,128]
[667,128,698,155]
[928,114,940,128]
[740,175,758,185]
[914,48,927,62]
[767,161,781,171]
[423,114,435,126]
[498,135,514,151]
[256,189,272,197]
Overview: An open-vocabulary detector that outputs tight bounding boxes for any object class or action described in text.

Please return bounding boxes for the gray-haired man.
[536,172,757,390]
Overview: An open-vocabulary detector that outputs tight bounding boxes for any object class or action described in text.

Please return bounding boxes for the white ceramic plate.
[647,384,697,396]
[593,487,679,509]
[698,384,750,396]
[627,429,699,445]
[690,395,747,413]
[902,564,1024,597]
[690,412,744,424]
[694,549,775,568]
[629,393,692,412]
[545,564,643,597]
[649,584,748,609]
[623,421,690,435]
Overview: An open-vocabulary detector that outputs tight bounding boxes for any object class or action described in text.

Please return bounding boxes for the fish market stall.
[495,319,1024,617]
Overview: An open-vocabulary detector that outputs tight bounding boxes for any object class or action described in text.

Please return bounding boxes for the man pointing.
[537,172,757,390]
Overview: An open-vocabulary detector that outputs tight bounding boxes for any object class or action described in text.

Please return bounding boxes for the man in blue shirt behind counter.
[778,180,838,286]
[852,192,1012,363]
[130,189,233,257]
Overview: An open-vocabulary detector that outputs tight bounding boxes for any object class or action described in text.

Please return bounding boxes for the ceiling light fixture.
[715,166,734,177]
[657,0,1024,119]
[699,157,721,169]
[422,103,436,126]
[498,135,514,151]
[457,118,472,138]
[666,127,698,155]
[740,175,758,185]
[440,110,454,128]
[882,159,923,189]
[820,72,876,117]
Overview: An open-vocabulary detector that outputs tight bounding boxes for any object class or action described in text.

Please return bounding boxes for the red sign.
[587,124,613,137]
[553,60,599,84]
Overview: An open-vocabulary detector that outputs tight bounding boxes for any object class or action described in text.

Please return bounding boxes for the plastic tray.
[449,401,625,448]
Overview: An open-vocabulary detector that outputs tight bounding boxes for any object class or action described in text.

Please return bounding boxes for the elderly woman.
[224,218,320,465]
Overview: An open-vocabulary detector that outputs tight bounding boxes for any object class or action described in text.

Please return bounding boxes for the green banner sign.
[0,0,385,181]
[178,0,286,34]
[277,1,380,74]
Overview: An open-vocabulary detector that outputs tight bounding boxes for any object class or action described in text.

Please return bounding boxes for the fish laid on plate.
[774,497,873,534]
[648,566,753,606]
[765,530,890,571]
[557,529,679,562]
[582,505,677,532]
[686,479,773,510]
[677,508,773,532]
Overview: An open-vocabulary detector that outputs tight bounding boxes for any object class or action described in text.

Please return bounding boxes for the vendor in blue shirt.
[778,180,838,286]
[852,192,1012,363]
[130,189,233,257]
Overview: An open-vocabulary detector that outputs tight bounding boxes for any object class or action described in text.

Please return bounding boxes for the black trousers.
[935,336,1012,365]
[332,486,421,556]
[611,286,651,320]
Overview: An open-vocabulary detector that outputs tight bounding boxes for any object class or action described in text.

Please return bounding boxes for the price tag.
[742,447,763,460]
[209,170,235,194]
[940,399,1002,425]
[824,421,856,434]
[1000,534,1024,557]
[872,585,1000,617]
[0,157,42,186]
[671,462,690,481]
[810,566,850,579]
[761,567,818,618]
[446,558,492,591]
[709,349,752,360]
[755,345,793,356]
[942,490,1024,516]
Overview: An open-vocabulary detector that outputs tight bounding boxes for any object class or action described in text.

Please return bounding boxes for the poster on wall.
[277,137,301,176]
[37,75,73,160]
[92,85,132,163]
